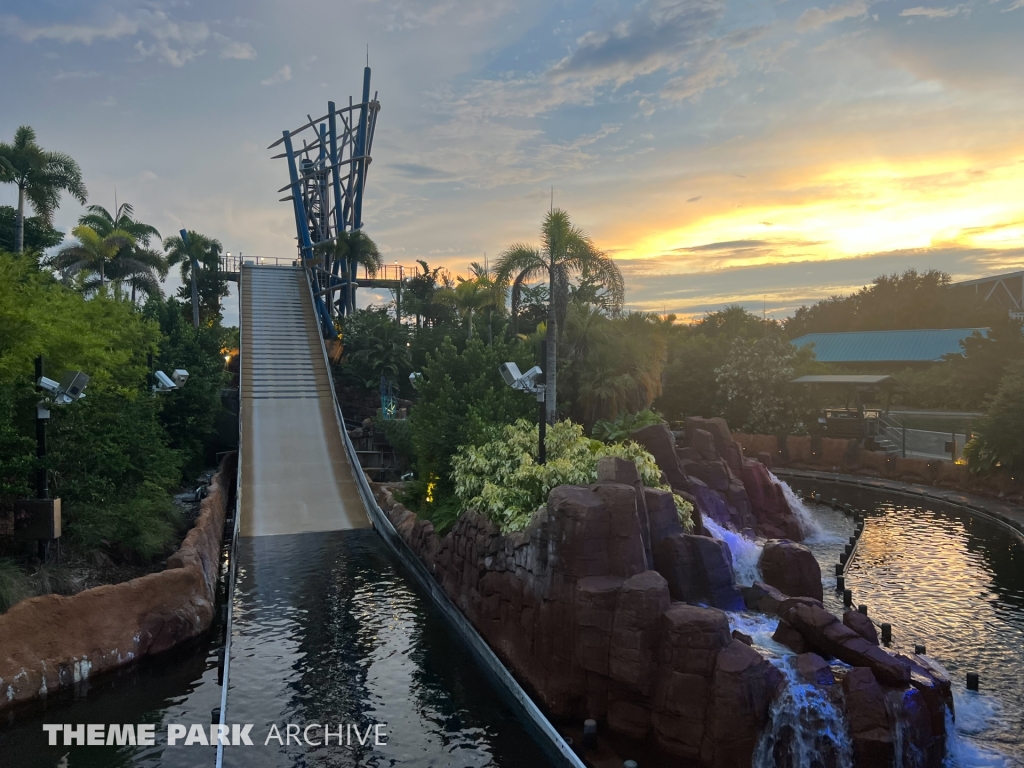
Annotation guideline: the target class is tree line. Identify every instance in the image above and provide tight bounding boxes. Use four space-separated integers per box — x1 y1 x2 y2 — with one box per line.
1 126 235 610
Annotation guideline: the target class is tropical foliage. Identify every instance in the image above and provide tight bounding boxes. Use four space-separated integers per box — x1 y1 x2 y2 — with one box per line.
451 419 693 534
592 409 665 443
715 336 818 435
0 126 87 253
963 359 1024 472
0 247 232 572
314 229 382 313
0 206 64 254
339 307 412 389
163 230 229 323
495 209 624 421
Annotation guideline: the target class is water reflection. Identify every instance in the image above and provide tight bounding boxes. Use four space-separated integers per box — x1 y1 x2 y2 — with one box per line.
222 529 549 767
798 488 1024 764
0 529 550 768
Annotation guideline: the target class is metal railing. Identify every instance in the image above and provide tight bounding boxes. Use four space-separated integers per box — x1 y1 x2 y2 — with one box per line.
363 264 413 281
221 254 299 272
876 414 968 460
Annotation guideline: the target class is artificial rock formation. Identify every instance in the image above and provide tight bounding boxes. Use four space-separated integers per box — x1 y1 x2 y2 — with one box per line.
629 419 803 541
378 461 780 768
758 539 824 601
376 442 953 768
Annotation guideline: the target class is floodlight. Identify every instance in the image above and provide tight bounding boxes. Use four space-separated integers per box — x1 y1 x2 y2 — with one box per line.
154 370 177 392
59 371 90 401
500 362 523 387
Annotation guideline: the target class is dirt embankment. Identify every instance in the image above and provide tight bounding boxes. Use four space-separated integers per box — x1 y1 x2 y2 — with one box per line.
0 454 234 712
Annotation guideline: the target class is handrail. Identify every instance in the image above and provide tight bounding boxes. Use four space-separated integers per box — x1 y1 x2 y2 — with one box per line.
215 268 247 768
305 271 586 768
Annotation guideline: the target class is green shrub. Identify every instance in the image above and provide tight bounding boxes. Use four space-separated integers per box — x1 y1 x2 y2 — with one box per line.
0 558 30 613
67 482 181 562
592 409 664 442
965 359 1024 472
376 414 414 461
143 296 230 480
408 336 536 504
451 419 693 534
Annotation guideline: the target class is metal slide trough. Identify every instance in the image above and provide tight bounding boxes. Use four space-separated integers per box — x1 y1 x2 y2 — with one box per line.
216 262 583 768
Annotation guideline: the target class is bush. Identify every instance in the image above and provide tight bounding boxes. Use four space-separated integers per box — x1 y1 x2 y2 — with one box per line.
965 359 1024 472
144 296 230 480
592 409 664 442
408 336 537 505
67 482 181 562
48 390 182 508
451 419 693 534
0 558 31 613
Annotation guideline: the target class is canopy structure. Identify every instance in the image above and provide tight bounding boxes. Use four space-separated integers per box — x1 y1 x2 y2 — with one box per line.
790 329 987 363
790 375 910 441
790 374 910 391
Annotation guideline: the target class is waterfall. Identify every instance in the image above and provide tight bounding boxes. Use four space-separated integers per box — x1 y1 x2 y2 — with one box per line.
752 657 854 768
770 471 824 539
703 515 764 586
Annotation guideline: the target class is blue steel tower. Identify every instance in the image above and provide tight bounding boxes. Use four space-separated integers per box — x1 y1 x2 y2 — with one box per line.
269 67 380 337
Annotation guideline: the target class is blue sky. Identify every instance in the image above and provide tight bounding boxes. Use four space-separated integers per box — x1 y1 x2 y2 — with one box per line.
2 0 1023 326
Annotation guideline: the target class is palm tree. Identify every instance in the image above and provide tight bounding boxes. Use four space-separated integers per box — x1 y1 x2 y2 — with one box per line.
405 259 455 328
77 203 165 303
163 230 226 323
468 261 507 345
48 225 135 297
79 202 160 246
103 247 167 303
495 208 624 422
314 229 382 314
0 126 87 253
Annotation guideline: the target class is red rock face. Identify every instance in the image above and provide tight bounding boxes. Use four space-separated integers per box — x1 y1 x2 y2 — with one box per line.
0 455 234 712
759 539 824 602
381 481 781 768
844 666 895 766
844 609 880 646
376 471 951 768
631 418 805 541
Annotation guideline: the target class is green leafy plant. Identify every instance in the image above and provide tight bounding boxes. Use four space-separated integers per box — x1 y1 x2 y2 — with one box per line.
592 409 665 443
67 482 181 562
451 418 693 534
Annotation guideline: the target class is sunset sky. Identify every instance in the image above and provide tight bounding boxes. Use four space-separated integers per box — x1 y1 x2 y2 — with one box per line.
2 0 1023 325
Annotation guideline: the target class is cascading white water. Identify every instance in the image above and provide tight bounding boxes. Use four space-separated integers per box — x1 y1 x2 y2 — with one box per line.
752 657 854 768
703 515 764 586
770 471 825 540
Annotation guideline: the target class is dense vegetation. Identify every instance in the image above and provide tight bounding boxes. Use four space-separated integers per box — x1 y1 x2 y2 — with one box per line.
0 126 233 611
452 419 692 534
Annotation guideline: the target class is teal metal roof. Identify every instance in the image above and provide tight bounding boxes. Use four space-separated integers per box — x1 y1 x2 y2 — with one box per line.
790 328 988 363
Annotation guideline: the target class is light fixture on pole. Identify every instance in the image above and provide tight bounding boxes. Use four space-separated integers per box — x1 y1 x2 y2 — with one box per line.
499 361 547 465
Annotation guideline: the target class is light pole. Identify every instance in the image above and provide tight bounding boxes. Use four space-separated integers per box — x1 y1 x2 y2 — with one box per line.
31 356 90 562
499 361 547 465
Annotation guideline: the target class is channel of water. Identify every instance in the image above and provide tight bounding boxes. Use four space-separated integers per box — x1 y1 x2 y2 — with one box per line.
0 529 550 767
2 480 1022 767
716 480 1024 768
